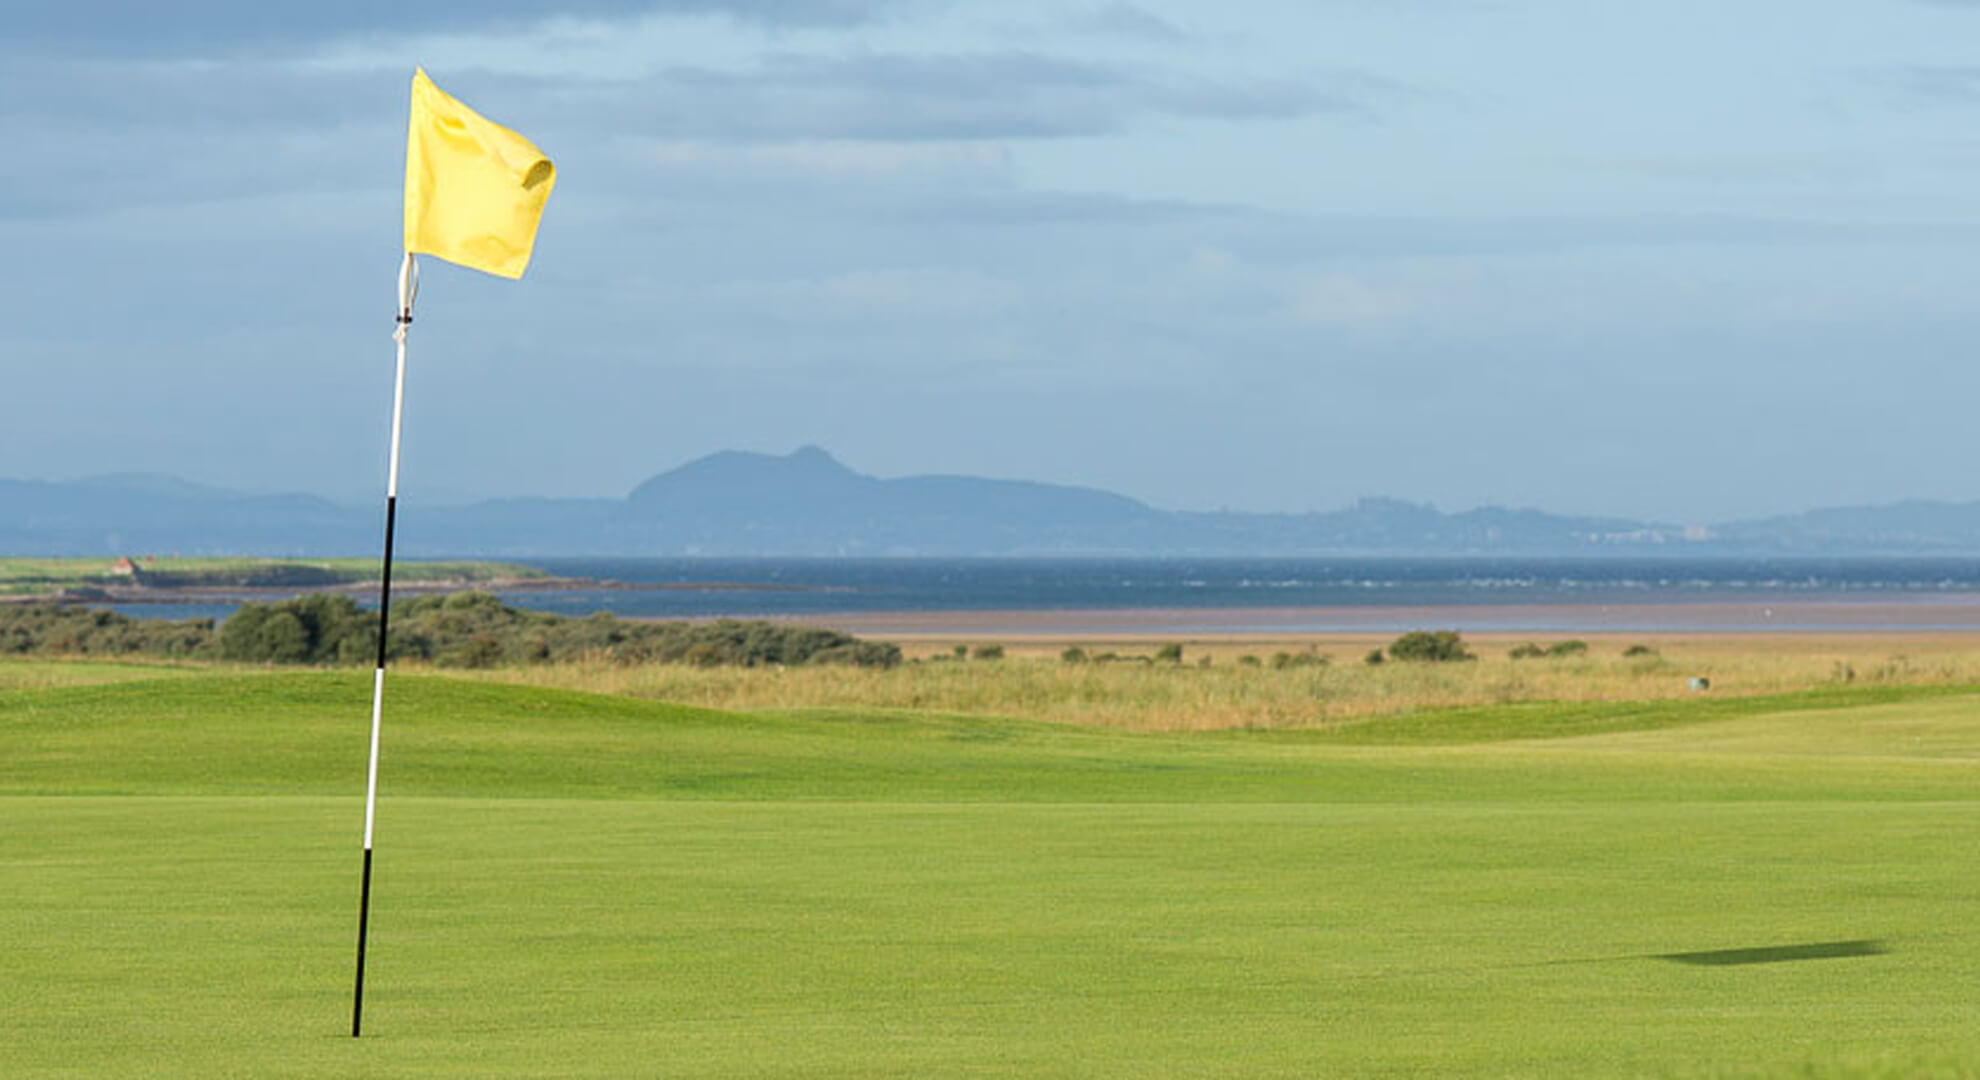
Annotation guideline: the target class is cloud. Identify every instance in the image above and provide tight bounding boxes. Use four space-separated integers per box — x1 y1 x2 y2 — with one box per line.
1 49 1306 223
0 60 398 218
566 51 1394 144
1284 274 1413 330
0 59 391 130
629 137 1012 179
2 0 1408 221
707 266 1023 322
1868 64 1980 106
1071 4 1190 43
7 1 902 58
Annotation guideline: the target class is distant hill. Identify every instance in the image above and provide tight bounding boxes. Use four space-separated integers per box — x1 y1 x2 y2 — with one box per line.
0 475 369 556
1710 500 1980 552
619 446 1160 554
7 449 1980 556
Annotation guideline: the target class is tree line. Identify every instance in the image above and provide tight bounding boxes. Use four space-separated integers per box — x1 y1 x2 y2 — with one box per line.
0 591 902 669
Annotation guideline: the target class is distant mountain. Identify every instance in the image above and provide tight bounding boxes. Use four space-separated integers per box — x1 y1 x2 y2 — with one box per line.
1711 499 1980 552
0 475 370 556
619 446 1160 553
7 449 1980 557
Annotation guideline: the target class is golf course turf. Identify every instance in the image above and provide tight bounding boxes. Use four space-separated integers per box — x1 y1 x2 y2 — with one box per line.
4 666 1978 1077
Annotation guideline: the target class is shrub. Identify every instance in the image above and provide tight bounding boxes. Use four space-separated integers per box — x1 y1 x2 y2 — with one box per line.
3 592 903 670
971 644 1005 661
438 634 504 669
1364 649 1385 666
1386 630 1472 662
1623 644 1659 658
1508 642 1546 660
1154 642 1184 664
255 612 312 664
221 595 375 664
1061 646 1089 664
0 603 215 658
807 641 904 668
1237 654 1261 667
1546 640 1589 658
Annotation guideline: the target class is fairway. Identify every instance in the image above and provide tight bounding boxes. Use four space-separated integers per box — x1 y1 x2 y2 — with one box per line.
4 668 1979 1078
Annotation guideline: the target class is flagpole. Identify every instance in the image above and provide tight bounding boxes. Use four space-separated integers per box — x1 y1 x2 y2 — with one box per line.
353 251 418 1038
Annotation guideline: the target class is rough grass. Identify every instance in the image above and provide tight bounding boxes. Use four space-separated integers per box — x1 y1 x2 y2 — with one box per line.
455 636 1980 732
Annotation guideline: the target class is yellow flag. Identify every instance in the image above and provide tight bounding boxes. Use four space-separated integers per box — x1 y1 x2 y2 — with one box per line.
403 69 555 279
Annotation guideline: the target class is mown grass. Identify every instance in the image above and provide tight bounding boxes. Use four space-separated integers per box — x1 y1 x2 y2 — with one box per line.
5 669 1976 803
0 656 204 692
4 665 1980 1077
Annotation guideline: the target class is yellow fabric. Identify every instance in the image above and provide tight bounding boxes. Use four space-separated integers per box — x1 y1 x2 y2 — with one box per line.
403 69 555 279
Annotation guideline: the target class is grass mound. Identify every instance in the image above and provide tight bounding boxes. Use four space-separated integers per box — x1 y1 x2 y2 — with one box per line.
6 670 1978 804
1305 682 1979 745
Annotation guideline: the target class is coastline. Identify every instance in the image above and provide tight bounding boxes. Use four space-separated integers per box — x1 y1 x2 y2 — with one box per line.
770 596 1980 638
18 565 1980 641
0 575 824 607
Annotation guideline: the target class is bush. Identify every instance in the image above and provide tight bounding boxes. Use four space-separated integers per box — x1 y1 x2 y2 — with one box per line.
1623 644 1659 658
1154 642 1183 664
1237 654 1261 667
1386 631 1472 662
1364 649 1385 666
1546 640 1589 658
221 595 375 664
1270 650 1326 670
806 641 904 668
0 603 215 658
1508 642 1546 660
2 592 903 670
437 634 504 669
1061 646 1089 664
971 644 1005 661
255 612 311 664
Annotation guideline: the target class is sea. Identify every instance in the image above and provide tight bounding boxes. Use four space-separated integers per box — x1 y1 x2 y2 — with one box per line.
106 556 1980 633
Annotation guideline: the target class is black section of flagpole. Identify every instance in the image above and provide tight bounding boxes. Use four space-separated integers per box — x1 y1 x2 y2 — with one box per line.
352 846 375 1036
353 290 410 1038
374 495 399 670
352 490 398 1039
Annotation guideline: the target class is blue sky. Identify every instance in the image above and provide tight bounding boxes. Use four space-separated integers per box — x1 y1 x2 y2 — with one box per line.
6 0 1980 523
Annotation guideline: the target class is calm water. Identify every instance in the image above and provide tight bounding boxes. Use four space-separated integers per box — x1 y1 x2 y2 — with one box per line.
108 556 1980 631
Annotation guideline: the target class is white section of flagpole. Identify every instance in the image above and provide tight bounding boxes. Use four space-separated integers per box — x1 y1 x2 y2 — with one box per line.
354 252 417 1038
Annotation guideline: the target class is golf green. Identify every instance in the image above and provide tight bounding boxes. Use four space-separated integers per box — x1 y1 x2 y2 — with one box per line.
3 669 1977 1078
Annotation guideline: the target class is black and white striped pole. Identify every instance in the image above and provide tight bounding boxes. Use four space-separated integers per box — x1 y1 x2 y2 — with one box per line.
353 251 418 1038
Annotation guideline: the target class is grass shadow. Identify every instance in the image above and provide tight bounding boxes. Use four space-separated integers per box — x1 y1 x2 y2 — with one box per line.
1659 939 1887 966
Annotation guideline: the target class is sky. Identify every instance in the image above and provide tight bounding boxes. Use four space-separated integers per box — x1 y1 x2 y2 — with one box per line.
6 1 1980 524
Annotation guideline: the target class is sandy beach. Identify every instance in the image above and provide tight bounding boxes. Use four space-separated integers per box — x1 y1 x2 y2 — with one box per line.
788 597 1980 640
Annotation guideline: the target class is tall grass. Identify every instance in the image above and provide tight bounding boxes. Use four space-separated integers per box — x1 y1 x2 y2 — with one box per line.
18 634 1980 732
459 638 1980 732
